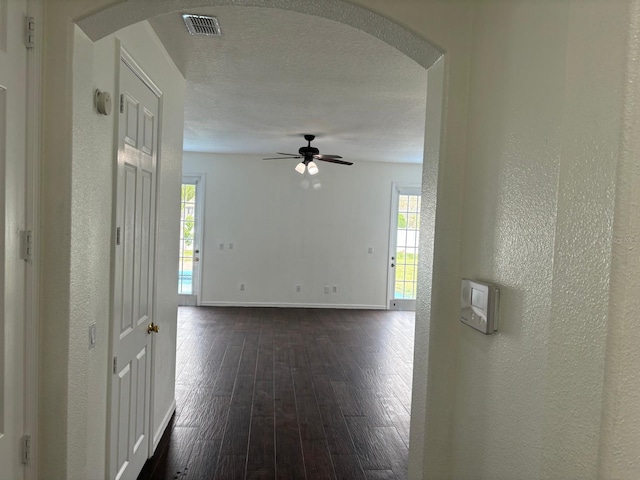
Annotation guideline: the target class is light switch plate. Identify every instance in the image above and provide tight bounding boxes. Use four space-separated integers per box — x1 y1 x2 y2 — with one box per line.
89 323 97 349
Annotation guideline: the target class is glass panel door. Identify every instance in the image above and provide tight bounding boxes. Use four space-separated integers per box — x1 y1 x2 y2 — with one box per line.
178 176 202 305
389 186 421 310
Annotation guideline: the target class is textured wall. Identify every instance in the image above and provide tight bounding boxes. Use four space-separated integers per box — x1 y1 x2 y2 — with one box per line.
41 8 185 477
451 2 567 477
184 153 423 308
70 27 109 478
454 1 632 479
542 1 628 477
599 3 640 477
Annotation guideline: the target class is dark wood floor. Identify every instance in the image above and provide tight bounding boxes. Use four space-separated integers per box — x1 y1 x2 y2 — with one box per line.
139 306 415 480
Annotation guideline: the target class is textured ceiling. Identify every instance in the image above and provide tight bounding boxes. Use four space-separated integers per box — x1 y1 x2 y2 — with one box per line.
149 6 428 164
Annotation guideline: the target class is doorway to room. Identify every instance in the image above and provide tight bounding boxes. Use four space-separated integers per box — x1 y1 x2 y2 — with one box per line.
73 3 446 479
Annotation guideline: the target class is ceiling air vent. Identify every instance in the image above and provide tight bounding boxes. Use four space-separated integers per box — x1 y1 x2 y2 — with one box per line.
182 14 222 36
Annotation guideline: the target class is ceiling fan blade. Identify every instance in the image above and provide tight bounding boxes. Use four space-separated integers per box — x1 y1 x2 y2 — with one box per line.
263 156 301 160
277 152 300 156
314 154 343 160
315 157 353 166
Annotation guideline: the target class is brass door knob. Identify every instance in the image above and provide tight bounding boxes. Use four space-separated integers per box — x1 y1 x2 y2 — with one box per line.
147 322 160 334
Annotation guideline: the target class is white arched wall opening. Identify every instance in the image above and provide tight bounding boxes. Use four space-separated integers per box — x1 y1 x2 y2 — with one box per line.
41 1 472 479
77 3 443 475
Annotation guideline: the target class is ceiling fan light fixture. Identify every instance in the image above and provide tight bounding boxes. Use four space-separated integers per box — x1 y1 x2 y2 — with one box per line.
307 161 319 175
294 162 306 174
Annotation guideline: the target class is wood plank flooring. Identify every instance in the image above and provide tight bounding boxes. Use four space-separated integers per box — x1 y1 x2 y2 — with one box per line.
139 307 415 480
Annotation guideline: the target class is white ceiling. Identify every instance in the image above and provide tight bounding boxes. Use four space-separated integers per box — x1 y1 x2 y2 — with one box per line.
149 6 428 164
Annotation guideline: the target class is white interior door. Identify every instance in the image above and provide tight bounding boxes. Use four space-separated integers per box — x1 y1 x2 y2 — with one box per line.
0 0 29 478
388 185 421 311
109 52 160 480
178 175 203 306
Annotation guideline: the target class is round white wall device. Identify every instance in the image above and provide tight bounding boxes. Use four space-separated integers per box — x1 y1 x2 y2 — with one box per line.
94 89 112 116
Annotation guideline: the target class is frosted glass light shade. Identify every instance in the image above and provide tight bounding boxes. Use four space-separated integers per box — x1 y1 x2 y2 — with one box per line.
307 161 319 175
294 162 306 174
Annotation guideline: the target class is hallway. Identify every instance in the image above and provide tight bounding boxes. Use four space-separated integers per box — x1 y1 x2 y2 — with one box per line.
139 307 415 479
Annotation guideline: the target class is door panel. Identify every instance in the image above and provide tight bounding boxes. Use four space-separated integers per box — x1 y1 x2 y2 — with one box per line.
110 55 160 480
121 165 137 335
116 364 131 472
139 171 152 317
134 347 148 448
0 0 28 477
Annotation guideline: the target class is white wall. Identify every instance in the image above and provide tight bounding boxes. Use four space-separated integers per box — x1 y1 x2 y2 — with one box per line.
599 3 640 478
451 2 566 477
451 1 631 479
184 153 422 308
41 12 184 477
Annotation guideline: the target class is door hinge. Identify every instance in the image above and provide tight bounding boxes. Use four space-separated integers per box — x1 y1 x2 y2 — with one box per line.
113 356 117 374
25 16 35 49
116 227 121 245
20 230 33 262
120 94 124 114
22 435 31 464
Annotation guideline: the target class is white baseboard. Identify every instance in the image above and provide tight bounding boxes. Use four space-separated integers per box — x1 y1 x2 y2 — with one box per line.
198 301 386 310
152 398 176 452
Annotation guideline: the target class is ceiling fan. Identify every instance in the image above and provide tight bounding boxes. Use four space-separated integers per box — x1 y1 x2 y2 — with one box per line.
263 134 353 175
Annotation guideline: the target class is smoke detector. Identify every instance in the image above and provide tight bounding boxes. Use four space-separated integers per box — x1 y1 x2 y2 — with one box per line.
182 14 222 36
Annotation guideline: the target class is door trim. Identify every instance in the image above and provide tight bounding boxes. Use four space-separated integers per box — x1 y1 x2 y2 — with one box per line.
387 183 421 310
25 1 43 478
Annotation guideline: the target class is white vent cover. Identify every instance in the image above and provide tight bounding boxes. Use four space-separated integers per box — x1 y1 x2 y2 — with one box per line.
182 14 222 36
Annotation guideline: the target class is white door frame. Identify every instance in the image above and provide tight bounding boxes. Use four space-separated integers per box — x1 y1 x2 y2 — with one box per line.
25 0 42 478
178 173 205 307
387 183 421 310
107 45 163 478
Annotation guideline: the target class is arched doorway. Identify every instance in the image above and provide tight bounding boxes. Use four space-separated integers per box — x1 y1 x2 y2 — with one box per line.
40 2 448 478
